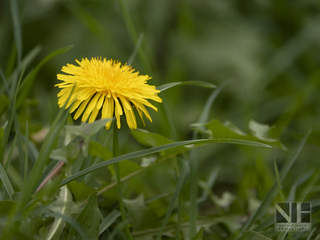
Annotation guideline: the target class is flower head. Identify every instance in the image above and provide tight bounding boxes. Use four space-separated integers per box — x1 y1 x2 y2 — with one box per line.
55 57 162 129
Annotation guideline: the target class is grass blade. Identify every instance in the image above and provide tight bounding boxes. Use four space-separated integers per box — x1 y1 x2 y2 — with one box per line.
4 136 17 171
0 163 14 200
189 80 231 235
99 210 121 235
197 80 233 125
116 0 178 140
127 32 144 66
287 171 313 202
155 161 190 240
189 147 198 237
9 0 22 63
157 81 216 92
13 65 26 176
24 121 29 181
61 138 270 187
274 160 286 202
16 45 73 108
236 129 311 238
307 228 316 240
16 87 75 212
1 46 42 97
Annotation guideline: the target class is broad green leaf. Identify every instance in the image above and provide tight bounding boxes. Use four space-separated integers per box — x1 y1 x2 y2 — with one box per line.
108 160 142 179
68 192 100 240
131 129 173 147
0 163 14 200
61 138 270 186
0 95 10 117
123 194 158 231
131 129 187 157
65 118 112 140
68 180 95 202
157 81 216 92
84 140 113 161
0 201 17 216
191 227 205 240
44 212 89 240
99 210 121 235
242 231 272 240
249 120 281 142
40 186 78 240
205 120 285 149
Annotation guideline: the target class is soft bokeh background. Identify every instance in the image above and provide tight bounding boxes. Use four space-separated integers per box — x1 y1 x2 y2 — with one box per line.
1 0 320 238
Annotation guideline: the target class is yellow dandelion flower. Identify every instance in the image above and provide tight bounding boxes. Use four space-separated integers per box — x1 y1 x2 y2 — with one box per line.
55 57 162 129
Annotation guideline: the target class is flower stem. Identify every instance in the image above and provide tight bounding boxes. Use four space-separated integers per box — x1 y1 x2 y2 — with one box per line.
113 123 133 240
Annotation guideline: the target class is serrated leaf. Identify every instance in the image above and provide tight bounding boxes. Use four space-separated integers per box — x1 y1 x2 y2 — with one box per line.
68 192 100 240
123 194 158 231
40 186 78 240
242 231 272 240
249 120 279 142
49 141 80 163
157 81 216 92
131 129 173 147
205 120 285 149
65 118 112 140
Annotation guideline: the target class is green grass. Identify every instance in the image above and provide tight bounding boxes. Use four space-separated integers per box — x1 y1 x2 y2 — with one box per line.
1 0 320 239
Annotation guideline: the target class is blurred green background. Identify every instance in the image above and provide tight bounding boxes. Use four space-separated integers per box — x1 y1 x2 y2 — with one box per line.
1 0 320 238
